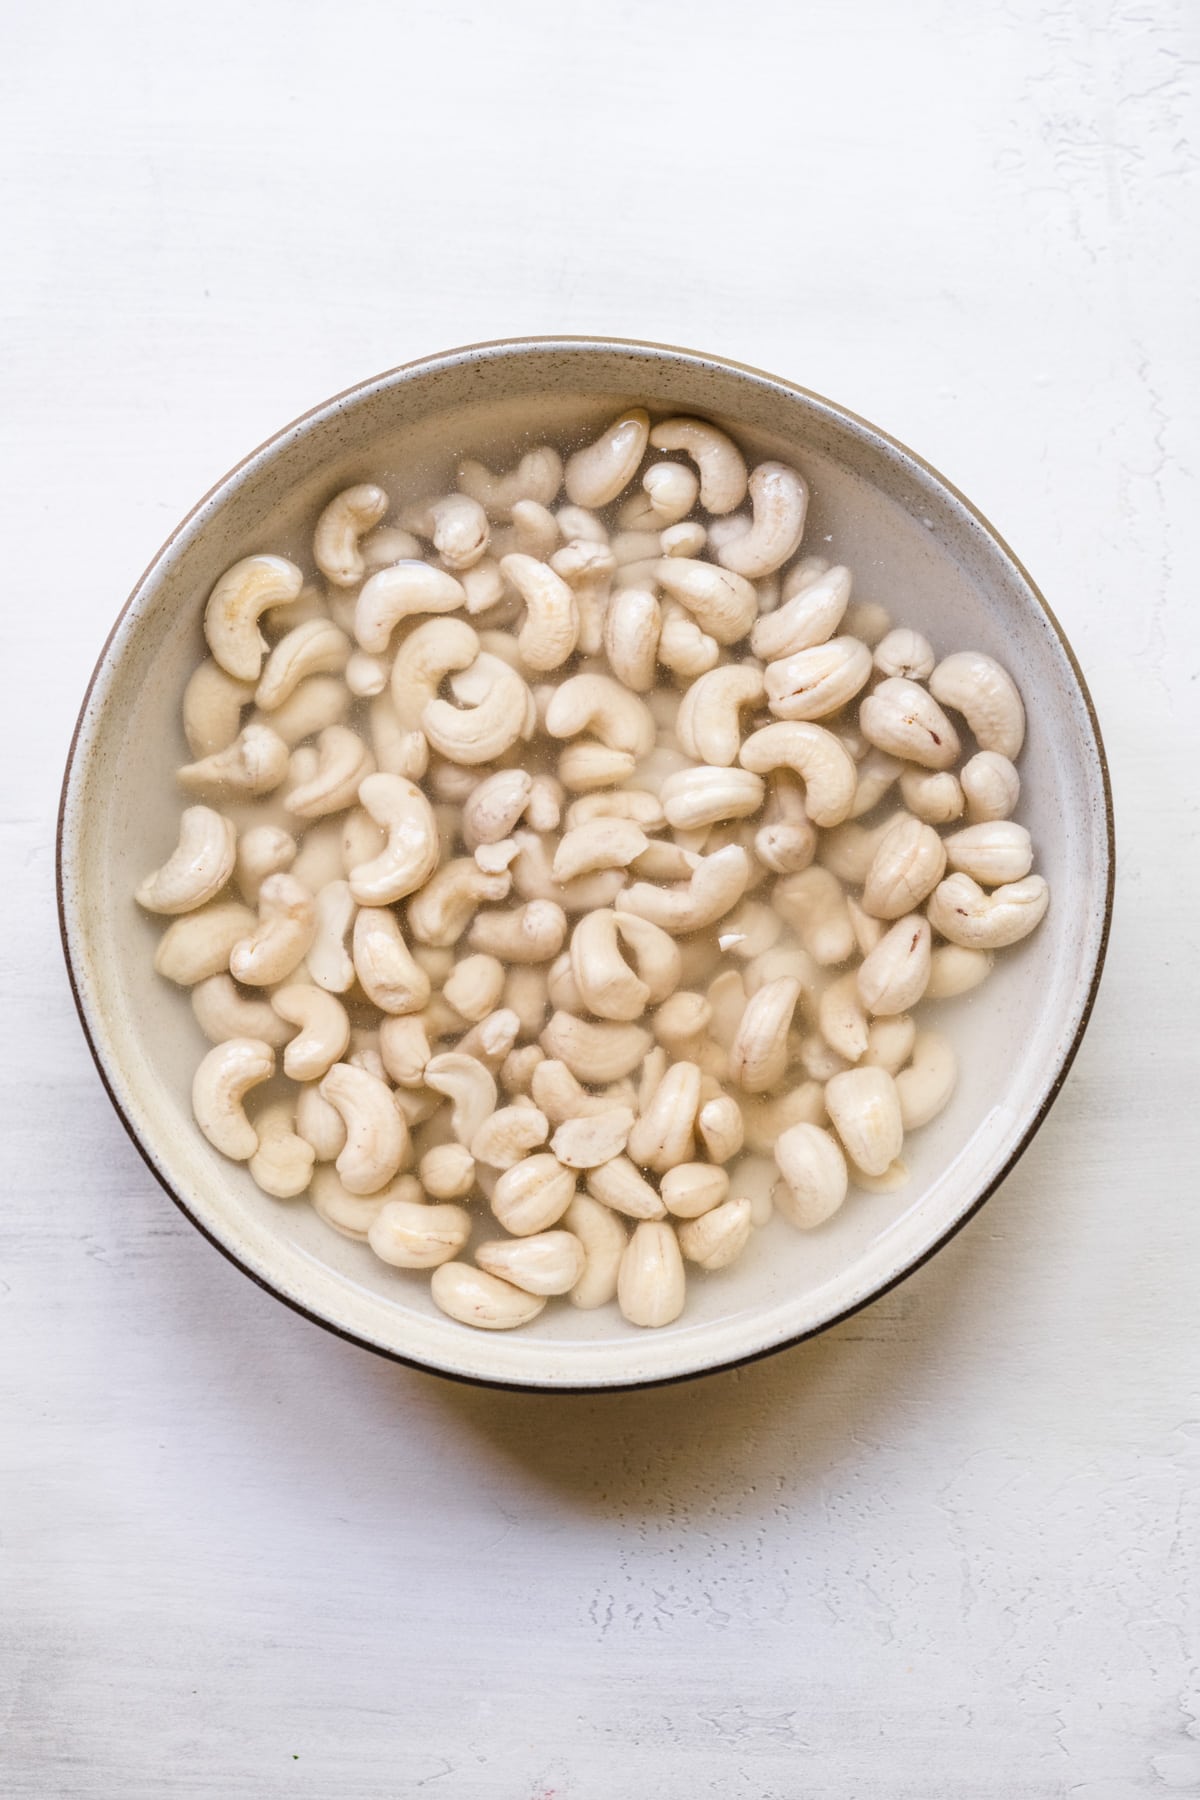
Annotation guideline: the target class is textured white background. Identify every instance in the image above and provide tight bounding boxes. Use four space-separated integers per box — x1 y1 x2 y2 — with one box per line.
3 2 1197 1795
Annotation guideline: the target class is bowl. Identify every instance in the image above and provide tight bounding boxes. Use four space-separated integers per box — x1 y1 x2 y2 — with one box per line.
58 336 1113 1390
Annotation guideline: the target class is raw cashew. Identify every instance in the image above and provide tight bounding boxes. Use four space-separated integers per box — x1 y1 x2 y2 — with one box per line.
403 493 490 571
545 672 656 758
873 627 935 681
925 873 1050 949
739 722 857 827
442 953 505 1024
604 586 661 692
773 865 855 965
586 1156 666 1221
741 1081 826 1155
273 984 351 1081
616 844 751 934
627 1059 701 1172
896 1031 958 1128
565 1193 627 1308
178 722 290 796
183 660 254 758
754 774 816 875
431 1262 546 1329
229 873 315 986
154 901 256 986
653 558 757 645
424 1051 498 1149
661 1163 729 1219
419 1142 476 1200
531 1060 636 1125
569 909 682 1023
929 650 1025 759
462 769 534 848
648 417 747 514
857 915 932 1015
550 1109 636 1170
657 601 720 678
234 823 296 906
360 525 424 569
295 1084 348 1162
407 859 510 947
346 772 440 904
256 619 350 710
553 818 649 883
368 1200 471 1270
379 1014 432 1088
860 677 961 770
677 1198 753 1270
455 1008 521 1069
676 665 765 767
191 973 290 1047
819 810 911 885
862 1014 917 1076
716 462 808 579
825 1066 904 1177
774 1122 848 1228
944 821 1033 886
476 1230 586 1297
457 446 563 520
550 539 615 655
468 899 566 963
471 1105 550 1170
565 788 664 831
500 554 579 671
204 555 304 681
961 751 1021 823
137 806 236 914
862 816 948 920
899 767 964 825
389 617 479 730
926 943 993 999
490 1153 576 1236
564 407 649 508
307 878 356 993
764 637 873 723
618 461 700 529
284 726 373 820
558 741 638 791
191 1037 275 1159
310 1167 414 1239
353 907 431 1014
314 484 389 586
750 564 851 662
320 1061 408 1195
247 1099 316 1198
424 655 533 767
618 1221 686 1328
660 766 765 830
818 971 870 1063
540 1012 651 1083
355 562 466 654
729 976 802 1093
505 499 560 561
697 1094 744 1163
262 676 351 747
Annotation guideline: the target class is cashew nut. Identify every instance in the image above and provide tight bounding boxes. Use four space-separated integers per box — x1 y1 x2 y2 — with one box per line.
234 823 296 906
618 460 700 529
539 1012 652 1084
295 1084 348 1162
314 484 389 586
739 722 857 828
261 675 351 748
550 1108 636 1170
178 722 290 797
430 1262 546 1329
183 659 254 758
273 983 351 1081
498 554 579 671
860 676 961 770
192 1037 275 1159
774 1122 848 1229
204 554 304 681
461 769 533 849
825 1066 904 1177
418 1142 477 1200
929 650 1026 759
422 654 534 765
247 1099 316 1198
961 750 1021 823
475 1230 586 1298
544 672 656 758
943 821 1033 886
603 585 661 693
899 767 965 825
378 1014 432 1089
861 1014 917 1076
407 859 510 947
648 417 747 514
550 538 615 656
564 1193 627 1308
862 815 948 920
763 635 874 722
741 1081 826 1155
659 766 764 831
402 493 490 571
857 915 932 1016
626 1059 701 1172
368 1199 471 1270
925 943 993 999
319 1061 408 1195
353 907 431 1014
303 877 355 993
255 619 350 710
564 407 649 507
652 557 757 645
457 446 563 520
656 601 720 678
874 627 935 681
770 865 853 966
137 806 236 914
748 564 850 664
310 1166 415 1239
552 818 649 884
229 873 315 986
715 462 808 579
468 899 567 964
345 772 440 905
617 1221 685 1328
675 665 765 767
895 1031 958 1129
677 1198 753 1271
470 1104 550 1171
189 973 288 1048
154 900 256 986
818 971 869 1063
729 976 802 1093
567 908 681 1022
284 726 374 820
355 562 466 654
925 873 1050 949
489 1153 576 1237
615 843 751 936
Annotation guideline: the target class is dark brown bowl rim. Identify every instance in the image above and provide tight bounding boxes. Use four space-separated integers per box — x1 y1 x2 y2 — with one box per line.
56 333 1116 1394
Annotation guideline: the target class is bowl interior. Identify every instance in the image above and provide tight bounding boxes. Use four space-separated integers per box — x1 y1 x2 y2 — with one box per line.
60 340 1111 1388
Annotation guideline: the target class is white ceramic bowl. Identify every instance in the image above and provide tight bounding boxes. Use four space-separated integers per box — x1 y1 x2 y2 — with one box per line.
58 337 1113 1390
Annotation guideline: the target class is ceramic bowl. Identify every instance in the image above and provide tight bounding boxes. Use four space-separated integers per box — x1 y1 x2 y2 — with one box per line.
58 337 1113 1390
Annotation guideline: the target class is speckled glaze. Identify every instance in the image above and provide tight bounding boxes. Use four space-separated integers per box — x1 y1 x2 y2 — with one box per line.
57 337 1113 1391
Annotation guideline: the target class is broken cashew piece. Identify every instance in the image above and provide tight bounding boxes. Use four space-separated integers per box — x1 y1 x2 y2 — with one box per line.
431 1262 546 1329
192 1037 275 1160
369 1200 471 1270
617 1221 686 1328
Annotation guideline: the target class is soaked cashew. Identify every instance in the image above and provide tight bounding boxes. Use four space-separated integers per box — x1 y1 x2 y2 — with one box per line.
729 977 803 1093
565 407 649 508
423 655 532 766
137 806 236 914
874 628 935 681
248 1099 316 1199
307 878 356 993
234 823 296 906
192 1037 275 1159
154 901 256 986
676 665 765 767
320 1061 409 1195
403 493 490 571
739 722 857 827
347 772 440 905
899 767 964 825
550 1109 636 1170
204 555 304 681
627 1060 702 1172
564 1194 627 1309
648 417 747 514
191 973 290 1047
229 873 315 986
825 1066 904 1177
773 865 855 965
179 722 290 797
183 660 254 758
457 446 563 520
500 554 579 671
943 821 1033 886
431 1262 546 1329
657 601 720 678
862 816 948 920
369 1200 471 1270
419 1142 476 1200
896 1031 958 1129
653 557 757 644
618 1221 686 1328
678 1198 753 1270
818 971 870 1063
929 650 1026 759
860 677 961 770
961 750 1020 823
256 619 350 710
774 1122 848 1229
616 843 751 934
273 984 351 1081
618 461 700 529
314 484 389 586
540 1012 651 1083
926 873 1050 949
715 462 808 580
697 1093 745 1163
353 907 431 1014
408 860 511 947
468 899 567 963
660 766 765 830
476 1231 586 1297
750 564 852 662
489 1154 576 1236
545 672 656 758
926 943 993 999
284 726 373 820
355 562 466 654
856 915 932 1015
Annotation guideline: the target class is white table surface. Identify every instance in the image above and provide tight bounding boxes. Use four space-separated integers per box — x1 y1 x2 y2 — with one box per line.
4 3 1197 1795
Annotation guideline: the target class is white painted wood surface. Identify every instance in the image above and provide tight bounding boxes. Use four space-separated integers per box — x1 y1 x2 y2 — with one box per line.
3 2 1197 1793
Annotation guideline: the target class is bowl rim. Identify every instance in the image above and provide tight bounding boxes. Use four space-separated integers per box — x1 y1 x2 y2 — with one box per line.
56 333 1115 1393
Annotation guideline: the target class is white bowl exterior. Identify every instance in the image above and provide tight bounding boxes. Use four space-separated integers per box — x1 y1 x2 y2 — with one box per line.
59 340 1112 1389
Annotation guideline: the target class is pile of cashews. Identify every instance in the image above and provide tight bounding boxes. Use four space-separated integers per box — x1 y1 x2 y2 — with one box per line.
138 405 1049 1333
